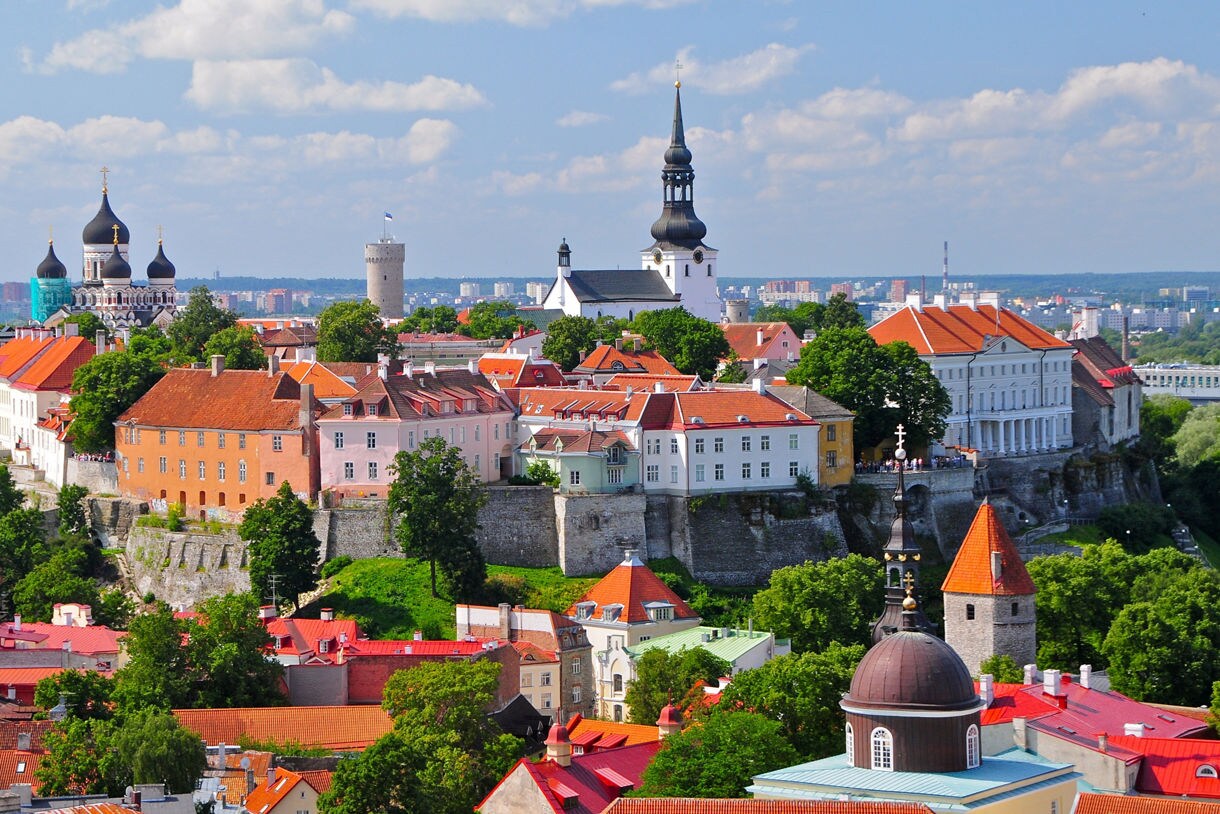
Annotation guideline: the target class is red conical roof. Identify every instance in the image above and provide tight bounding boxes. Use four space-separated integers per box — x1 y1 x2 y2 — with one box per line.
941 501 1037 596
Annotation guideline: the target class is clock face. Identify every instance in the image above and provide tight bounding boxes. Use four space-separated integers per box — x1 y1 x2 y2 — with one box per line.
693 249 704 264
653 249 663 266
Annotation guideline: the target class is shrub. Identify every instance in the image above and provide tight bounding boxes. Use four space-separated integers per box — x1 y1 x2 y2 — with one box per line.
166 503 185 532
525 461 560 488
482 572 527 606
321 555 353 579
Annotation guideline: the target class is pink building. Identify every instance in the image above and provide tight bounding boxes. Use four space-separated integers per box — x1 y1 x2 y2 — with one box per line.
317 365 516 498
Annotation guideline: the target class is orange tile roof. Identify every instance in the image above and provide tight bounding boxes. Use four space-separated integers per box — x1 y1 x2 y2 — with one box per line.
173 706 392 751
479 354 568 388
245 767 309 814
0 748 41 788
511 387 650 423
119 369 315 432
525 428 635 454
0 335 54 381
719 322 800 361
603 374 701 392
0 667 64 686
576 345 680 376
565 714 659 747
13 336 95 392
513 640 558 663
941 500 1037 596
603 801 936 814
283 361 358 400
669 390 814 429
868 304 1070 355
42 804 139 814
566 554 697 624
1073 793 1220 814
297 769 334 795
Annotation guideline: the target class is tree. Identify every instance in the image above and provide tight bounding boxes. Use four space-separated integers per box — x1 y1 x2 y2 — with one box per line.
1171 402 1220 468
1139 394 1193 464
979 654 1024 683
37 717 122 795
185 593 284 709
541 315 599 370
460 301 533 340
69 341 167 452
64 312 108 343
167 286 238 364
202 325 266 370
400 305 459 335
786 327 949 451
0 507 49 595
111 708 207 792
57 484 89 540
718 643 864 758
819 292 866 331
625 647 731 725
113 606 192 710
35 670 116 721
94 587 136 630
1097 503 1175 553
387 436 487 599
632 307 731 380
637 710 799 798
752 555 884 654
0 464 25 516
239 481 321 610
13 548 98 622
317 300 397 363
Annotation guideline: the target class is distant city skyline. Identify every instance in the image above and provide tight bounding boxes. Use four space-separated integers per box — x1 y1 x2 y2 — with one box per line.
6 2 1220 283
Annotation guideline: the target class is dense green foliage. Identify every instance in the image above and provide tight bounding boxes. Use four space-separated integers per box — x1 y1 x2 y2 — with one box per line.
202 325 266 370
398 305 458 334
754 292 865 337
458 301 535 339
785 326 950 451
64 312 108 342
1132 318 1220 364
69 327 169 452
239 481 321 609
316 300 398 363
541 315 629 370
631 307 731 380
625 648 731 724
979 654 1024 683
637 711 799 798
168 286 239 364
751 554 884 654
388 436 487 600
1096 503 1176 553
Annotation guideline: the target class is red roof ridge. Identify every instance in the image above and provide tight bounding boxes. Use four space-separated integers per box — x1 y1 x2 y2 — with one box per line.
942 501 1036 596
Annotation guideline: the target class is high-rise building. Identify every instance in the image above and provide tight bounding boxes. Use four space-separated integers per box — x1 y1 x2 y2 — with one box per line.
365 238 405 319
493 282 514 298
459 282 481 299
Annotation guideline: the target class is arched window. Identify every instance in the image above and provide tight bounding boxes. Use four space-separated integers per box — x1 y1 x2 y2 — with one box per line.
1197 764 1218 779
845 723 854 767
966 724 980 769
870 727 893 771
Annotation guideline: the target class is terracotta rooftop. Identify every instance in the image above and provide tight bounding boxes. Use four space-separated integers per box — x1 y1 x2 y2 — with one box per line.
575 345 680 376
481 741 660 814
12 336 95 392
283 360 358 400
478 353 568 388
719 322 800 361
0 748 41 789
602 800 936 814
1110 735 1220 800
41 804 139 814
1074 792 1220 814
298 769 334 795
603 374 702 392
566 553 697 625
173 706 392 750
118 369 316 432
668 390 815 430
941 500 1037 596
319 368 511 422
869 304 1070 355
0 335 54 382
510 387 649 424
565 714 660 747
0 622 124 657
244 767 310 814
524 428 635 455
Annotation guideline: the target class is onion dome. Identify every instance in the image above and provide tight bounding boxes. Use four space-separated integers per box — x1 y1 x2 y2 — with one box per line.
82 189 130 246
648 83 708 249
845 617 977 713
146 240 176 279
100 244 131 281
36 242 67 279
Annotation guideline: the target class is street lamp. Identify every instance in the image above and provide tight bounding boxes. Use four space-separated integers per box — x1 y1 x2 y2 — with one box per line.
1126 529 1132 548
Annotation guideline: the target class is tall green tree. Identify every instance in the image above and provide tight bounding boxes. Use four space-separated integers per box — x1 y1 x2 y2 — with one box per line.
317 300 397 363
239 481 321 610
387 436 487 599
625 647 731 725
460 301 533 339
718 643 864 758
542 315 599 370
111 709 208 792
0 507 49 593
819 292 866 331
1170 402 1220 468
0 464 25 516
637 710 799 798
752 554 884 654
69 339 167 452
64 312 108 343
13 547 98 622
185 593 284 709
113 606 193 710
400 305 459 335
1139 394 1193 464
35 670 116 721
57 483 89 539
202 325 267 370
37 717 122 795
167 286 238 364
632 307 730 380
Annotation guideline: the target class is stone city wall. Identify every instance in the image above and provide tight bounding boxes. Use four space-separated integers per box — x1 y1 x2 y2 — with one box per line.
125 526 251 608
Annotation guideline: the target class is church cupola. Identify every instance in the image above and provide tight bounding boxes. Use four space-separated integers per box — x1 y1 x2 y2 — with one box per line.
36 240 67 279
82 174 129 247
146 237 177 285
100 241 131 286
557 238 571 275
648 82 708 250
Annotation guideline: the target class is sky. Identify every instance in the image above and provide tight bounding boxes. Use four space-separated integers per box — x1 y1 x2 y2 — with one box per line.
6 2 1220 284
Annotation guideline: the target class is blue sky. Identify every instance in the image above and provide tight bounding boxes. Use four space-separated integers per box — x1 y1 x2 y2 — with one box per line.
6 1 1220 284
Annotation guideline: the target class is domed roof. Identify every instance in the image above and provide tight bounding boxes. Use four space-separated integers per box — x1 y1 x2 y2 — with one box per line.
648 85 708 250
83 190 130 246
36 242 67 279
544 722 570 745
100 245 131 281
146 241 176 279
844 626 978 713
657 703 683 728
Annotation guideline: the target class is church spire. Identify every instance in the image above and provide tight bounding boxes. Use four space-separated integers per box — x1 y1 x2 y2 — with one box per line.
649 81 707 250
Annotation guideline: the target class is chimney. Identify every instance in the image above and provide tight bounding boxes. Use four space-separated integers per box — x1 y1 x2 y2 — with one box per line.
614 339 623 351
1013 716 1028 750
467 359 477 374
211 354 225 377
545 723 572 767
1080 664 1092 689
1023 663 1037 685
16 733 30 752
405 361 414 378
95 329 106 355
377 362 388 381
978 674 995 706
1097 732 1108 753
6 686 14 701
1124 723 1146 738
320 608 334 622
12 785 31 808
752 378 765 395
756 328 765 347
132 790 142 812
424 361 436 376
753 357 765 370
64 321 79 338
1121 315 1130 362
299 382 315 447
268 354 280 376
413 630 423 641
1043 668 1062 697
498 603 511 639
654 382 664 393
578 350 587 363
245 769 256 796
268 767 277 786
991 551 1003 582
258 605 278 621
13 615 20 632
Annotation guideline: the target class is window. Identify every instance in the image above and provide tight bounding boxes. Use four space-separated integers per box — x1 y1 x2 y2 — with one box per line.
742 463 751 479
238 461 247 482
789 433 799 450
541 672 552 686
966 604 975 620
159 430 166 445
607 446 623 465
217 433 225 449
178 460 186 479
761 461 771 479
1012 601 1020 617
198 461 206 480
569 471 581 486
670 465 678 483
695 464 705 482
871 728 893 771
475 425 481 442
845 723 854 767
742 436 751 452
572 659 582 675
273 435 283 452
368 403 378 417
572 686 582 703
218 462 226 482
760 435 770 451
714 437 724 453
344 462 354 480
521 673 532 687
159 456 167 474
613 674 623 693
137 457 144 473
266 472 275 486
408 431 416 449
368 462 379 480
789 461 799 477
494 423 500 440
334 431 344 450
1197 765 1219 779
714 463 724 481
608 468 623 485
238 433 247 449
646 438 660 454
826 425 837 441
197 432 205 447
694 438 705 454
343 403 352 416
670 438 679 454
541 693 552 709
646 465 659 482
178 431 186 446
367 432 376 449
826 451 838 468
966 724 980 769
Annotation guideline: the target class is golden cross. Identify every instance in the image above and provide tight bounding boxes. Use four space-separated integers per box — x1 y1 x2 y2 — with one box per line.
112 224 120 245
894 423 906 452
902 570 916 592
100 166 109 193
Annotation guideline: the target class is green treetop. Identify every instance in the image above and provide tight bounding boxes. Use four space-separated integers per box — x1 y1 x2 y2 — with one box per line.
167 285 238 364
317 300 399 363
239 481 321 611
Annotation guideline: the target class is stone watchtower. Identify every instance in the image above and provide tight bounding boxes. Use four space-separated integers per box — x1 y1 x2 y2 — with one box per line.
941 499 1038 676
365 237 405 320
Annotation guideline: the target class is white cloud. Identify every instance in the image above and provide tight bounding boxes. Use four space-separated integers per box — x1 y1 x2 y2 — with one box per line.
491 170 545 195
353 0 696 25
400 118 461 163
557 111 609 128
35 0 355 74
185 59 486 114
611 43 812 95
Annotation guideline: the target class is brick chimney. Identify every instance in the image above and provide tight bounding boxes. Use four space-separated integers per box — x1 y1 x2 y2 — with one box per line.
268 354 280 376
211 354 225 377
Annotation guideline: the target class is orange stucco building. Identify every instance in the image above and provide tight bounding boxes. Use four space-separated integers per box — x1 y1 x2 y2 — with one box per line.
114 358 320 519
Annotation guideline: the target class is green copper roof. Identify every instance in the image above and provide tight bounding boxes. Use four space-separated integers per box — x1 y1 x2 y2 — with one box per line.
625 625 776 665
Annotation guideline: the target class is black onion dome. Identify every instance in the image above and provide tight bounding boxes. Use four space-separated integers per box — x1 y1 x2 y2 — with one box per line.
36 243 67 279
82 191 130 245
100 244 131 280
649 85 708 249
146 242 176 279
663 87 693 166
558 239 570 253
845 628 978 712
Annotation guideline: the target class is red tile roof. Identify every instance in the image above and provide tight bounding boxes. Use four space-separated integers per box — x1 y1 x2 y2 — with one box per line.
602 801 936 814
283 361 358 400
13 336 95 392
510 388 650 423
119 369 315 432
513 640 558 664
524 428 635 454
245 767 311 814
0 622 124 657
0 335 54 381
719 323 801 361
667 390 814 430
565 715 660 748
566 554 697 624
576 345 680 376
1110 736 1220 799
42 804 139 814
0 748 41 788
340 638 502 657
868 304 1070 355
603 374 701 392
1074 792 1220 814
298 769 334 795
977 682 1057 726
482 742 660 814
266 617 361 663
0 719 54 750
0 667 64 686
319 368 510 422
479 354 568 388
173 706 393 750
941 501 1036 596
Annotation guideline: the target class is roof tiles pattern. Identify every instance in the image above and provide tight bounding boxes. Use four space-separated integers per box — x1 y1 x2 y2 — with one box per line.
719 322 799 361
565 714 660 747
602 800 936 814
283 361 358 400
869 304 1070 355
118 369 313 432
576 345 680 376
245 768 308 814
566 555 697 624
942 501 1037 596
13 336 95 392
173 706 392 750
1074 792 1220 814
670 390 814 429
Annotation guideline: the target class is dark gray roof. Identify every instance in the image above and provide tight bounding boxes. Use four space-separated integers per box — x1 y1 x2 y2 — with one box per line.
563 268 680 304
768 384 855 420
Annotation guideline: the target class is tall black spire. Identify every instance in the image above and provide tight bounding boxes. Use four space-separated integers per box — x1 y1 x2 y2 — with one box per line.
871 424 936 642
648 83 707 250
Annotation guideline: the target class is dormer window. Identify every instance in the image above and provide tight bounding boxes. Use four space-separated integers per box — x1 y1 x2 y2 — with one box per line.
343 404 352 416
368 403 378 417
319 639 330 654
1198 765 1219 779
602 604 623 623
645 602 674 622
574 601 595 620
607 446 623 465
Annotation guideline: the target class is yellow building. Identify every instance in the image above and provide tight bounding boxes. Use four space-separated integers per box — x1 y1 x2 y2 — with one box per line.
769 385 855 486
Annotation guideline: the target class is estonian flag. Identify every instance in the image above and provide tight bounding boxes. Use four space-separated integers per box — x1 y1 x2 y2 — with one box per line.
384 212 393 221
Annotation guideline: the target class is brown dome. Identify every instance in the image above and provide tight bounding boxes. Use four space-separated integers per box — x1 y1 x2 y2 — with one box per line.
845 629 978 712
